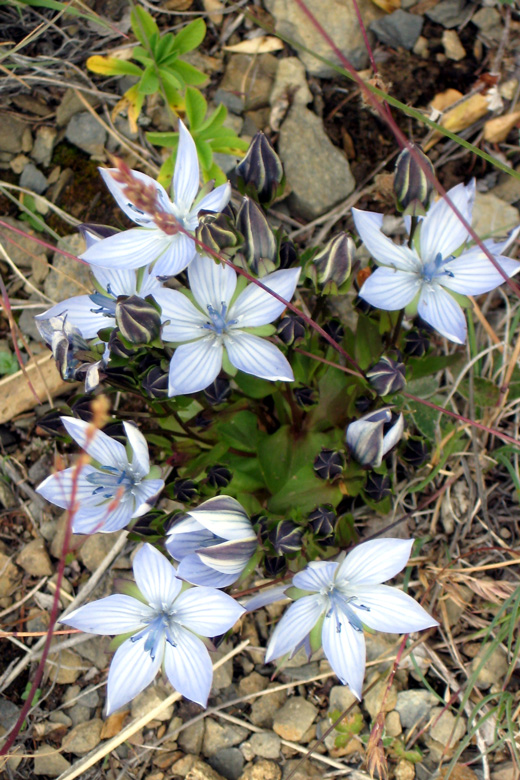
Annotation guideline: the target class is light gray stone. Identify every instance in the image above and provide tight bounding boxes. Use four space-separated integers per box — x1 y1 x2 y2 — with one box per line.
67 704 91 727
203 719 249 757
278 104 355 220
249 731 281 759
265 0 384 76
426 0 468 28
472 192 520 239
0 216 50 269
329 685 361 715
492 166 520 204
238 759 281 780
65 111 106 157
43 233 91 301
33 746 72 776
17 538 53 576
272 697 317 741
20 162 48 194
472 7 500 31
31 126 58 168
249 685 286 727
0 697 21 732
470 645 508 689
363 679 398 720
18 306 47 342
270 57 312 108
61 718 103 755
395 689 437 728
370 10 423 50
57 89 100 127
179 719 205 754
428 707 466 747
209 747 245 780
78 531 124 573
131 685 174 722
0 116 32 154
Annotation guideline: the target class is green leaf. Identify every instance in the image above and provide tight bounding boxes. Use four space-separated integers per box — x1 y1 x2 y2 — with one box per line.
147 131 178 148
268 464 342 514
224 453 266 493
215 410 266 453
185 87 207 131
195 138 213 171
86 55 143 77
131 6 159 47
408 353 463 381
233 373 275 399
457 377 500 407
159 68 184 92
0 351 18 375
138 64 159 95
354 315 383 370
173 59 208 86
198 102 227 133
172 18 206 54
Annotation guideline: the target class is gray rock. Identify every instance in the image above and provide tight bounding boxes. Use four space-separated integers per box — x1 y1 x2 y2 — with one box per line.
67 704 91 727
65 111 106 157
249 731 281 759
131 685 174 721
0 550 21 597
211 648 234 691
18 306 47 342
265 0 384 76
238 672 268 697
428 707 466 747
20 162 48 194
329 685 361 715
43 233 92 302
33 745 72 776
272 697 317 741
0 216 50 269
472 6 500 31
45 648 86 684
370 10 423 50
10 154 30 174
0 116 32 154
249 685 286 728
470 645 508 689
61 718 103 755
17 538 53 576
442 29 466 61
238 759 282 780
179 718 205 754
270 57 312 108
395 689 437 728
209 747 245 780
79 531 125 573
214 88 245 116
492 166 520 204
472 192 520 239
0 697 21 731
426 0 468 28
79 688 100 709
75 635 111 671
203 719 249 757
278 104 355 220
57 89 100 127
363 679 398 720
31 126 58 168
49 711 72 727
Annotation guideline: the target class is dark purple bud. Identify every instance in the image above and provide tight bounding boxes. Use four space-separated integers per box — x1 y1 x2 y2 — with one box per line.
108 329 135 357
196 210 240 258
308 505 336 537
142 366 169 399
206 464 232 488
268 520 303 554
253 514 270 541
366 355 406 396
71 396 95 422
279 240 298 269
364 472 391 502
173 479 198 503
355 396 372 414
36 409 66 436
402 439 429 467
277 314 306 345
78 223 119 249
115 295 161 345
313 448 345 480
404 329 430 357
312 233 354 292
294 386 316 408
264 555 286 576
236 197 277 275
204 377 231 405
236 132 284 205
322 319 344 344
394 144 435 216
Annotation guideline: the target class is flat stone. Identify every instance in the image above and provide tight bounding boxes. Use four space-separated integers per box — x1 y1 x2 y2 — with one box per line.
65 111 106 157
238 672 269 697
33 745 72 776
442 29 466 61
472 192 520 239
429 707 466 747
131 685 174 722
426 0 468 28
0 697 21 732
211 648 234 691
219 53 278 114
0 116 32 154
265 0 384 76
272 697 317 741
238 759 282 780
278 104 355 220
61 718 103 755
179 719 205 754
248 731 281 759
395 689 437 728
43 233 91 302
57 89 101 127
67 704 91 727
209 747 245 780
470 645 508 689
249 685 286 728
270 57 312 108
370 10 423 50
0 550 21 597
17 538 53 576
329 685 361 715
492 166 520 204
9 154 30 174
363 678 398 720
472 7 500 30
31 126 58 168
186 758 228 780
0 216 50 269
395 759 415 780
385 710 402 737
79 532 125 572
19 162 48 194
18 306 47 341
45 648 86 684
203 719 249 757
282 760 322 780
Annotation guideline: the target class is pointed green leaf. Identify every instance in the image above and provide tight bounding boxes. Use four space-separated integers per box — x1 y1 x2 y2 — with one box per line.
131 6 159 46
172 18 206 54
185 86 207 131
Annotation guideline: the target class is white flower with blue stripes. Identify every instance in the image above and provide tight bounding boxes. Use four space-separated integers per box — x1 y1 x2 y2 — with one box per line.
61 544 244 712
265 538 438 699
37 417 164 534
354 180 520 343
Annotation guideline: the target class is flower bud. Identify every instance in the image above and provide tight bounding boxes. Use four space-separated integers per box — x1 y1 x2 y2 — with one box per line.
394 144 435 216
321 319 344 344
355 396 372 414
108 329 135 357
313 448 345 480
402 439 429 467
308 505 336 537
204 377 231 405
311 233 354 293
196 210 240 258
206 464 232 489
346 408 404 469
364 473 391 502
277 314 306 345
264 555 286 577
236 197 277 275
404 329 430 357
36 410 66 436
279 240 298 269
268 520 303 554
142 366 169 399
173 479 198 503
366 355 406 396
294 386 316 408
115 295 161 345
236 132 284 206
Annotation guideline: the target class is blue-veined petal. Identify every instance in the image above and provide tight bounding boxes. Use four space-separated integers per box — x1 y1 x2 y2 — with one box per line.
352 209 420 272
347 584 438 633
321 605 365 699
417 284 466 344
133 543 182 610
100 167 172 225
197 538 257 574
174 120 200 213
265 595 325 663
188 254 237 314
91 266 137 297
243 585 290 612
186 496 254 542
359 267 421 311
36 465 100 509
132 479 165 517
293 561 339 592
152 232 197 279
72 501 133 534
196 182 231 215
61 416 127 469
441 249 520 295
154 289 207 342
163 626 212 707
168 338 223 396
229 268 301 327
61 595 152 635
336 538 414 586
174 587 244 636
176 555 238 588
139 268 164 297
166 516 214 560
106 635 163 715
35 297 113 341
122 422 149 478
81 228 171 270
225 331 293 381
419 181 473 264
381 413 404 458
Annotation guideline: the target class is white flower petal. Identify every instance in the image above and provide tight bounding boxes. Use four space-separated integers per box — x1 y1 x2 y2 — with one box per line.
417 285 466 344
230 268 301 327
72 502 133 534
244 585 290 612
359 267 421 311
336 538 414 586
168 338 223 396
265 595 325 663
176 555 238 588
441 249 520 296
382 414 404 458
92 266 137 297
352 208 420 271
133 543 182 609
225 331 294 381
166 517 213 560
61 595 152 635
188 255 237 313
154 289 207 342
36 465 100 509
152 232 197 278
132 479 165 517
100 167 172 225
81 228 171 270
197 538 256 574
163 626 212 707
348 584 438 633
419 181 473 263
106 635 163 715
61 416 127 468
123 422 150 477
197 182 231 215
186 496 254 542
35 297 113 341
293 561 339 592
321 607 365 699
174 120 200 212
174 587 244 635
139 268 163 297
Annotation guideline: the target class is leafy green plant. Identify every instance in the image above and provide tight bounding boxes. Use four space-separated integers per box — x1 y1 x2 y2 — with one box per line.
0 350 18 376
328 709 364 748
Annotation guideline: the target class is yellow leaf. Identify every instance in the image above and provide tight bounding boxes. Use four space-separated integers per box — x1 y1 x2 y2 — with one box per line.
111 85 144 133
224 36 284 54
87 55 121 75
202 0 225 24
425 90 489 151
483 110 520 143
371 0 400 12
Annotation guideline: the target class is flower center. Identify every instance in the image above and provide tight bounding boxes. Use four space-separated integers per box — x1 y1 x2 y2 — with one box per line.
86 465 140 499
130 608 179 660
203 302 237 336
324 585 370 633
421 252 455 283
89 285 117 317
